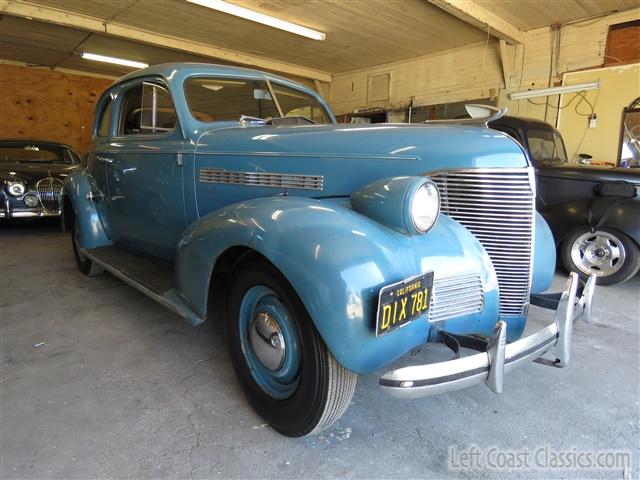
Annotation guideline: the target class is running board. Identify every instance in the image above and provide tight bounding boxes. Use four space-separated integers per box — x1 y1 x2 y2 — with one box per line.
81 246 204 325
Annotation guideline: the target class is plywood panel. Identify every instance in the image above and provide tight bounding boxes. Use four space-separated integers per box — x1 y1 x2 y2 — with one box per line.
605 19 640 66
0 64 112 154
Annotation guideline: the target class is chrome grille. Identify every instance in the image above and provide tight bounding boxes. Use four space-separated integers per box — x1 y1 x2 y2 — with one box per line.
428 274 484 322
199 168 324 191
36 177 63 213
429 169 535 316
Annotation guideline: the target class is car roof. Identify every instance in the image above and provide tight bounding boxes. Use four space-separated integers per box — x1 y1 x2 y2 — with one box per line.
115 62 299 87
489 115 556 132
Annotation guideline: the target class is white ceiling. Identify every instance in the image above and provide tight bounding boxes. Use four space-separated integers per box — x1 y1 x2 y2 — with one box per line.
1 0 637 78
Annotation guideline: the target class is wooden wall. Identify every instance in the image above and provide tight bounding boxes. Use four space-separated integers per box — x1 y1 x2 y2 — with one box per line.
0 64 113 155
329 9 640 124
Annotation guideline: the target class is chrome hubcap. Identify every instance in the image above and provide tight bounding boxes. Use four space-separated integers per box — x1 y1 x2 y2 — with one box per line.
571 231 625 277
248 312 286 371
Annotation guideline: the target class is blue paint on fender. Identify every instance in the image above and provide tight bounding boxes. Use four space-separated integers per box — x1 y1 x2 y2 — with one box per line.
62 171 112 249
176 196 500 374
532 212 556 294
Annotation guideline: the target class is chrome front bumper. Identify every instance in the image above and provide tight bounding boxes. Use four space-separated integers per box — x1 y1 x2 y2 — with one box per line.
1 199 60 218
379 273 596 399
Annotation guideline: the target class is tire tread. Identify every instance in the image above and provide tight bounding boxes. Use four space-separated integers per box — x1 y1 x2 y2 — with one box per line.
309 352 357 435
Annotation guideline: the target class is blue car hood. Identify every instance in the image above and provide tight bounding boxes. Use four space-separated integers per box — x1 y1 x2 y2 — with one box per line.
194 123 528 197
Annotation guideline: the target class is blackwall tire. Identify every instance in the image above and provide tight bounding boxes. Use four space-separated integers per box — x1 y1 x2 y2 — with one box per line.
226 257 356 437
71 221 104 277
561 227 640 286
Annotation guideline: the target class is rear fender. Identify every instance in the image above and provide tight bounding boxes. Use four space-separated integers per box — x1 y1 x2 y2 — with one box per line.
61 171 112 249
175 196 499 374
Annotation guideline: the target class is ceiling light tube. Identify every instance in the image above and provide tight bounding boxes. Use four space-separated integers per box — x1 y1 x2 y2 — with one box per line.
81 52 148 69
186 0 326 40
509 82 599 101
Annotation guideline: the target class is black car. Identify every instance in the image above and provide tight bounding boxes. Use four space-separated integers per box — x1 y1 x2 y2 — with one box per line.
1 140 82 223
489 116 640 285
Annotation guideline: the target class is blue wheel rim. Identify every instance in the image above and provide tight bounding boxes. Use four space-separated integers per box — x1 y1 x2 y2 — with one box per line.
239 285 301 399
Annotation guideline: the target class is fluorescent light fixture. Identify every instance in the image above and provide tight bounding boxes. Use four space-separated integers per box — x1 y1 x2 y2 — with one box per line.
509 82 599 100
186 0 326 40
81 52 148 69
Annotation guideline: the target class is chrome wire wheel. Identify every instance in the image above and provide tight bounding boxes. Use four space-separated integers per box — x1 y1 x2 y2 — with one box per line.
570 230 625 277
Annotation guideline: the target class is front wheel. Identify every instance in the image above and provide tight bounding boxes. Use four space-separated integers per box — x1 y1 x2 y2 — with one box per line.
226 257 356 437
561 227 640 285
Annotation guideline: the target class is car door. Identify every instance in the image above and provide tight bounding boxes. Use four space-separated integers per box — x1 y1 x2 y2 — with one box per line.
106 79 186 260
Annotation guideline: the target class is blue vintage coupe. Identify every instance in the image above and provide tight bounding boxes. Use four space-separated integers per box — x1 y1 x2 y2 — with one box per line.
63 63 595 437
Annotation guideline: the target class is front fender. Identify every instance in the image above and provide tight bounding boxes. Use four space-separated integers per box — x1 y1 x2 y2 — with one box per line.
175 196 500 374
62 171 112 249
531 211 556 294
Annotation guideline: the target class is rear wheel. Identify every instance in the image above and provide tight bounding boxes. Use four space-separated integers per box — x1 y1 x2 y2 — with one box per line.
561 227 640 285
71 217 104 277
226 257 356 437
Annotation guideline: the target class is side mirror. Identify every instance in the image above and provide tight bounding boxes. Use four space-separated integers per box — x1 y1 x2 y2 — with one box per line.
81 154 89 167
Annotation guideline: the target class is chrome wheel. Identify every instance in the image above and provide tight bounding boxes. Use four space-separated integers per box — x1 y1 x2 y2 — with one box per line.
570 230 625 277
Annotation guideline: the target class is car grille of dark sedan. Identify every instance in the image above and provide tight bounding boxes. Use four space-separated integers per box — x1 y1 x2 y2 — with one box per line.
36 177 63 213
428 168 536 317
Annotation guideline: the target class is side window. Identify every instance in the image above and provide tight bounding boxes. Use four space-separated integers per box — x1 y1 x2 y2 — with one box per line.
119 82 176 135
97 97 113 137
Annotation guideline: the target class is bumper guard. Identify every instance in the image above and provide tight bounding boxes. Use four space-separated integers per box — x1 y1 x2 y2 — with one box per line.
379 272 596 398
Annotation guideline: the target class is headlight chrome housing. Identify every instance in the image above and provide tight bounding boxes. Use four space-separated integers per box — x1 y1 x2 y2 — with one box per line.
351 176 440 235
408 180 440 233
7 181 26 197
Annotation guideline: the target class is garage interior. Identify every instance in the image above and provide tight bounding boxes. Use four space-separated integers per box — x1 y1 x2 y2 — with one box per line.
1 0 639 478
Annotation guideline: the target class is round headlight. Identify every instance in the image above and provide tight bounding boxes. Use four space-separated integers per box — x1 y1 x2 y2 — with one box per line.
24 193 39 207
7 182 26 197
410 181 440 233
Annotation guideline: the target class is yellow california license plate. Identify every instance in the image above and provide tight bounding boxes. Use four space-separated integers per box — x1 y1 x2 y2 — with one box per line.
376 272 434 337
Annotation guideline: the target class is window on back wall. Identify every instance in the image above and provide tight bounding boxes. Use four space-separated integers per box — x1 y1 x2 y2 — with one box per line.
605 20 640 67
367 73 390 103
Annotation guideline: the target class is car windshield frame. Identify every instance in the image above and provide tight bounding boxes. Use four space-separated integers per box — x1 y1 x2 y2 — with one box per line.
526 129 569 166
0 143 78 164
183 76 334 125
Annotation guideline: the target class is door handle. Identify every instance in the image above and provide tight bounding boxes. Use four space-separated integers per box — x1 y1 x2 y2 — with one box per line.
86 191 104 202
97 156 114 164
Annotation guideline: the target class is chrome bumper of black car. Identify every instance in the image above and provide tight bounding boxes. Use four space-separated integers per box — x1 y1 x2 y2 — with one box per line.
1 198 60 218
379 273 596 399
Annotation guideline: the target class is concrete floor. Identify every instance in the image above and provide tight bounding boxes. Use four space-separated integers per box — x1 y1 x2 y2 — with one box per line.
1 221 638 479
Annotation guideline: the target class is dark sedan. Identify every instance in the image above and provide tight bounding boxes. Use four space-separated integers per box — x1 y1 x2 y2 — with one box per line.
1 140 82 222
489 116 640 285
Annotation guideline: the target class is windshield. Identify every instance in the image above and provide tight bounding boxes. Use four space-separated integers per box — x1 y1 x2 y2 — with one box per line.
0 144 77 164
526 129 568 166
184 77 332 124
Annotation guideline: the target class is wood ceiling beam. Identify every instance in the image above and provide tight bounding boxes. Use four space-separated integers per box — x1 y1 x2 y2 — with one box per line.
1 0 332 82
428 0 524 45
